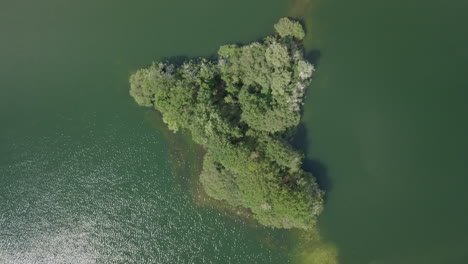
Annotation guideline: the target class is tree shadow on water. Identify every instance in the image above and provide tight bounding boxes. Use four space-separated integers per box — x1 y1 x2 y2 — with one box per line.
291 123 332 200
305 49 322 68
159 54 220 66
160 55 190 66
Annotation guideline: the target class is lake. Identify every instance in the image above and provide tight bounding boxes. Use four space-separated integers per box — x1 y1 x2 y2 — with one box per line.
1 0 467 263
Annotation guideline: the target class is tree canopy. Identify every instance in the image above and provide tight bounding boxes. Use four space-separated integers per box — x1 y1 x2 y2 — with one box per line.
129 17 323 230
274 17 306 40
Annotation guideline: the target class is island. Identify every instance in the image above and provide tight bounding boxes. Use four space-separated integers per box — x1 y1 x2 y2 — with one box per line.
129 18 324 230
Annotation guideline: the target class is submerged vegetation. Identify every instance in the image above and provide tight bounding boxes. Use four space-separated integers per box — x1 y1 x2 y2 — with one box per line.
130 18 323 230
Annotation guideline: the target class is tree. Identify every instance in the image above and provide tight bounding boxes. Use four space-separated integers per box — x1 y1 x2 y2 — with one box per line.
274 17 305 40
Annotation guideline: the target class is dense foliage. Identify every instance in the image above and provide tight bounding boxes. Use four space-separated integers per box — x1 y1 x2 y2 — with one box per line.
130 18 323 229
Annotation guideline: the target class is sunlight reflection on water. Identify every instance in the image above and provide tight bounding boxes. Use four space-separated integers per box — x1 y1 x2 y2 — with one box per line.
0 121 286 263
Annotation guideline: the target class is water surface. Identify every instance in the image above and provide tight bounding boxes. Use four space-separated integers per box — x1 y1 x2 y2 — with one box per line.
302 0 468 263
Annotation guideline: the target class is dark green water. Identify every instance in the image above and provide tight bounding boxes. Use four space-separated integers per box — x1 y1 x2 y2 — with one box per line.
1 0 468 263
302 0 468 263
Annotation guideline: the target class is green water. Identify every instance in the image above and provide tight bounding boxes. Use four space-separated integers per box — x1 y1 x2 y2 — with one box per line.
302 0 468 263
1 0 468 263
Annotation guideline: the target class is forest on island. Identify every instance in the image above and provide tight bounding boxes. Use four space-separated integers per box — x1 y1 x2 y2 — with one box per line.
130 18 323 230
